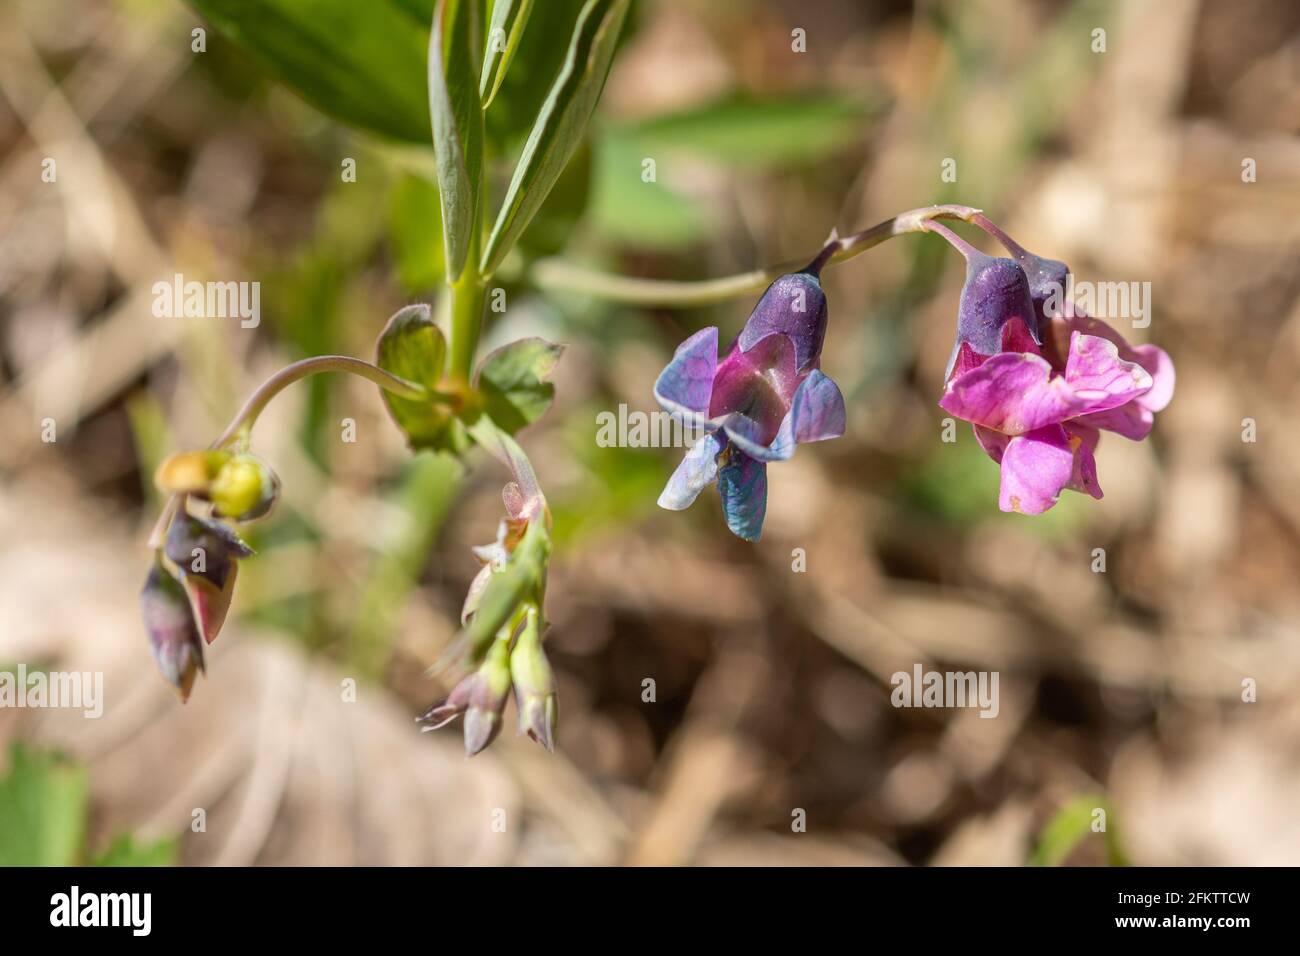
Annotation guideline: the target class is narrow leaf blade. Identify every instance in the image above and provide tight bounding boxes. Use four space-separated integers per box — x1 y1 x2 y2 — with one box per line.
480 0 535 108
428 0 485 279
188 0 433 142
481 0 629 274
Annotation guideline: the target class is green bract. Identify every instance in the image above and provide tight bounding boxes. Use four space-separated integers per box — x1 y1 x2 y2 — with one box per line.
475 337 564 434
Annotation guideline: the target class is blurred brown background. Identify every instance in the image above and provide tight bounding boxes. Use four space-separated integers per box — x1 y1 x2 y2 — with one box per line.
1 0 1299 866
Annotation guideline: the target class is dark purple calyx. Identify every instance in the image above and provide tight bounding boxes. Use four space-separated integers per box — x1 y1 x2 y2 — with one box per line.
945 252 1037 380
736 256 830 374
969 213 1068 334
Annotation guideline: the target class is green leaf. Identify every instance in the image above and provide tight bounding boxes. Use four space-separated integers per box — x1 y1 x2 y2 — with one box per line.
389 173 446 293
591 133 705 250
481 0 630 274
376 304 454 449
480 0 534 109
92 833 178 867
614 94 874 167
0 743 88 866
481 0 589 153
187 0 434 142
517 142 592 257
428 0 486 280
1029 794 1128 867
475 337 564 433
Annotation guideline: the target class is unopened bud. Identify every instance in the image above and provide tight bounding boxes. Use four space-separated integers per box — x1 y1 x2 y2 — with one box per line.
140 558 205 702
164 512 252 644
510 607 557 751
209 453 280 520
155 450 229 495
463 638 513 756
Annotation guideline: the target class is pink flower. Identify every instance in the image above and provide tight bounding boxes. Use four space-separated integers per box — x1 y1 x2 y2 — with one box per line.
941 310 1174 514
931 219 1175 515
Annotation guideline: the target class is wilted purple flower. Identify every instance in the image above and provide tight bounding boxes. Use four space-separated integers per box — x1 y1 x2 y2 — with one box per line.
164 512 253 644
418 637 513 756
934 225 1175 514
654 252 846 540
140 559 205 702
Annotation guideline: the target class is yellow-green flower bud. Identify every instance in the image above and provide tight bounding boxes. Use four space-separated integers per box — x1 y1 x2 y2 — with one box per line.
209 453 280 520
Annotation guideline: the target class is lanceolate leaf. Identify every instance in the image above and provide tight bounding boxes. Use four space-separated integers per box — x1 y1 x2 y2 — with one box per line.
480 0 535 109
428 0 485 280
187 0 433 142
475 337 564 434
481 0 630 275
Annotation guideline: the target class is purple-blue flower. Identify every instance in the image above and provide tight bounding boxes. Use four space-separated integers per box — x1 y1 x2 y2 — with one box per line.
653 254 846 541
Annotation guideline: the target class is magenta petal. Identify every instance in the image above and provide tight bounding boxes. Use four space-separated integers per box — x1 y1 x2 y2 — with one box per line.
1055 313 1174 412
654 327 718 421
973 424 1009 463
1065 422 1103 499
998 424 1074 514
1132 343 1174 412
1062 332 1153 413
1000 316 1040 356
940 352 1078 435
709 332 798 444
1075 401 1154 441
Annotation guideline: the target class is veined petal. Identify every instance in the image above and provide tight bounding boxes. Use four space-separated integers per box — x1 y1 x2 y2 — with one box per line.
1063 332 1153 412
709 331 799 439
1132 342 1175 412
1075 401 1154 441
720 412 784 462
717 450 768 541
1065 422 1103 499
654 327 718 421
998 424 1075 514
940 352 1079 435
768 370 846 459
1050 312 1174 412
973 424 1009 463
658 432 725 511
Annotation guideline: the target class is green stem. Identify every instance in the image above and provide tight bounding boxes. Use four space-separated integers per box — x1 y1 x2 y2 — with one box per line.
211 355 427 449
448 268 487 383
528 204 983 307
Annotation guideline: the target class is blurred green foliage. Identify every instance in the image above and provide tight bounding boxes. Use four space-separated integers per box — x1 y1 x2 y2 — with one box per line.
1029 794 1129 867
0 744 176 866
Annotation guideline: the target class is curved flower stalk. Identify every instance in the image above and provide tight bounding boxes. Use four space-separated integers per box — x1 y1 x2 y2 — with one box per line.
653 243 847 541
639 206 1175 532
140 317 561 760
142 357 425 701
138 0 1173 748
